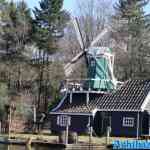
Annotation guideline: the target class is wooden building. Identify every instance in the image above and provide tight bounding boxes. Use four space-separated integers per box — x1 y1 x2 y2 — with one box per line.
50 79 150 138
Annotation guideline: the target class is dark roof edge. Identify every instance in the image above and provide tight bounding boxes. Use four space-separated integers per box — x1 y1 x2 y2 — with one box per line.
49 112 92 116
50 108 141 116
51 92 68 112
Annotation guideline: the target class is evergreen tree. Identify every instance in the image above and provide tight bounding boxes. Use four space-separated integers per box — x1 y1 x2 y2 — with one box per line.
32 0 69 112
1 0 32 56
114 0 150 79
33 0 70 54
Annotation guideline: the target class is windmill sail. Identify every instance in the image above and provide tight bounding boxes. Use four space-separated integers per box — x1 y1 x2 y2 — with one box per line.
90 28 109 47
64 18 86 77
64 51 85 77
64 19 114 80
72 18 85 50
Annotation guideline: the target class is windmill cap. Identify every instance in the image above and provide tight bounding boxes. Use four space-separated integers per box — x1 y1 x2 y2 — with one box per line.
87 47 112 56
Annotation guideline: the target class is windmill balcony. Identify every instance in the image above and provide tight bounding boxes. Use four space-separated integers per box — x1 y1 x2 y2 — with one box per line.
60 79 115 93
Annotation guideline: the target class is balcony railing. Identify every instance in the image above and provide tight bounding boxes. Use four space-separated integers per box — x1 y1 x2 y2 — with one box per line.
60 79 123 92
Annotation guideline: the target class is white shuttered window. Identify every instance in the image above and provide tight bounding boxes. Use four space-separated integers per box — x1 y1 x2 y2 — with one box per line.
123 117 134 127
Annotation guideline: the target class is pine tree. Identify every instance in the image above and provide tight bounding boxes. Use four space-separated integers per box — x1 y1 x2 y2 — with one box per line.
32 0 69 112
33 0 70 54
114 0 150 79
1 0 32 56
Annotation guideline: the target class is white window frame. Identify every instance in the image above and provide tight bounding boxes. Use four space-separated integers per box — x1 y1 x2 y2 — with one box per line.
57 115 71 127
91 60 95 67
123 117 134 127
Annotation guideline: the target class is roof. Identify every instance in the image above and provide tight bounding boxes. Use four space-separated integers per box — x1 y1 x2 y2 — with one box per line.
50 80 150 115
96 80 150 111
51 93 102 114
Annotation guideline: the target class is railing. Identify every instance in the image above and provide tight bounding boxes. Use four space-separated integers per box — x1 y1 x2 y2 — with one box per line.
60 79 122 92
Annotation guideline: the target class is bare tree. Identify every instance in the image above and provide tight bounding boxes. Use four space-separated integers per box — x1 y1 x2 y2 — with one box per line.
76 0 113 46
60 0 114 79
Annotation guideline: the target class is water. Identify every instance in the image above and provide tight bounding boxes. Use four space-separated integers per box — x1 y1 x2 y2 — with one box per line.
0 144 65 150
0 144 111 150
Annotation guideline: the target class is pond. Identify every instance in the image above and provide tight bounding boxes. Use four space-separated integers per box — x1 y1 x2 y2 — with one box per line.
0 144 65 150
0 144 110 150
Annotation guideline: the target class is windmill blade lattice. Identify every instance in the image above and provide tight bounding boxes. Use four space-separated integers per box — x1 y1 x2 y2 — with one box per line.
64 51 86 77
90 28 110 47
64 18 87 77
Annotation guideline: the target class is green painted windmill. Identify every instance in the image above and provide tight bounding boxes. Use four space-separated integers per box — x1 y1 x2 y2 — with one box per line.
64 18 117 91
87 47 115 90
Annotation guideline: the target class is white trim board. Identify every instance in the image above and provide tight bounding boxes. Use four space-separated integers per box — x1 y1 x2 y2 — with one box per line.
141 91 150 112
51 92 68 112
68 90 107 94
92 108 140 112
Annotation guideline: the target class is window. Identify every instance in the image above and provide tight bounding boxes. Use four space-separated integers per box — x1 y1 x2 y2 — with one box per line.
57 115 71 127
123 117 134 127
91 60 95 67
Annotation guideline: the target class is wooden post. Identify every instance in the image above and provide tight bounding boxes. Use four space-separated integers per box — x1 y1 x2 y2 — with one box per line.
70 92 72 104
0 121 1 133
8 106 11 139
7 145 10 150
33 106 36 132
90 126 92 141
65 116 69 145
137 112 140 139
86 92 89 105
88 116 92 146
106 127 111 145
33 106 36 123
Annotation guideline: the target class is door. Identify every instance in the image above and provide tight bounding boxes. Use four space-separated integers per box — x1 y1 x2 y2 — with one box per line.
102 116 111 136
93 111 111 136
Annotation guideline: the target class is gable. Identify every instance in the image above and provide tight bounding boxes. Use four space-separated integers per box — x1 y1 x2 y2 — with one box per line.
142 92 150 112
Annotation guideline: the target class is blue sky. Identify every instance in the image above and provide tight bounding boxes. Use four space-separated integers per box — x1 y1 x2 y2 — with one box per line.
24 0 150 14
24 0 76 12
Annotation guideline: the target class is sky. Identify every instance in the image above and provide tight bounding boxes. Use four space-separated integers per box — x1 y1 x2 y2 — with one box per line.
24 0 76 13
15 0 150 15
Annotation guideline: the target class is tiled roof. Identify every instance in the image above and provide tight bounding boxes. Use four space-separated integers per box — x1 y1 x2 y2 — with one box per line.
51 80 150 114
96 80 150 111
52 93 100 113
52 93 102 114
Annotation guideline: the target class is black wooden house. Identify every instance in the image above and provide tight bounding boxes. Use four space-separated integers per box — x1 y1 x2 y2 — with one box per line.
50 80 150 138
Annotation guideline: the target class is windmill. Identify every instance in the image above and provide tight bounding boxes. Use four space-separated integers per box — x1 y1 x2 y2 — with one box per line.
64 18 118 91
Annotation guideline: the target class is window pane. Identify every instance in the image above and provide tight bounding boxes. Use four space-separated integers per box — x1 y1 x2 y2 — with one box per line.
123 117 134 127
